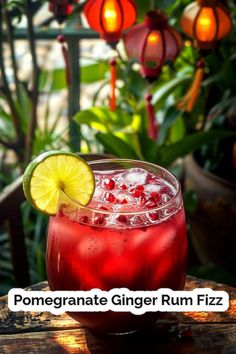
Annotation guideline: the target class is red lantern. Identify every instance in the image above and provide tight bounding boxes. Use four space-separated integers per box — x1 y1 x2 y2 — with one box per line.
84 0 137 44
125 10 181 80
181 0 232 50
125 10 182 140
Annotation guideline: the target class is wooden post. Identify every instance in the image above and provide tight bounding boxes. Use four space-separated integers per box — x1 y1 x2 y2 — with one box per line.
67 38 81 152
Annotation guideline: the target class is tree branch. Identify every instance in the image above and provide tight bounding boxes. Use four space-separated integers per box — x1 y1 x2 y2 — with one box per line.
3 8 21 104
0 5 23 145
24 0 40 164
0 137 19 151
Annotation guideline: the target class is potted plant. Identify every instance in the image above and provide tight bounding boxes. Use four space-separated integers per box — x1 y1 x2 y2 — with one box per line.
184 94 236 273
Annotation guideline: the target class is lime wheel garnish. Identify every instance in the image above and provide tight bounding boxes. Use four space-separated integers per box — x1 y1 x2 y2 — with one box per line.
23 151 95 215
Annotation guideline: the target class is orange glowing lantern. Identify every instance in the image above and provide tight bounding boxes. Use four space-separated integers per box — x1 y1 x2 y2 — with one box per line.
125 10 182 140
84 0 137 112
181 0 232 49
84 0 137 45
178 0 232 112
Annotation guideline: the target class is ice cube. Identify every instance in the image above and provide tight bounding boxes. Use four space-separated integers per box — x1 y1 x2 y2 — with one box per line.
115 192 135 205
145 184 162 194
162 193 171 204
93 185 104 201
118 168 149 185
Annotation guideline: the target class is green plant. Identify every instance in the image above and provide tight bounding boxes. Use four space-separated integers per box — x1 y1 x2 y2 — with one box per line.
73 0 236 173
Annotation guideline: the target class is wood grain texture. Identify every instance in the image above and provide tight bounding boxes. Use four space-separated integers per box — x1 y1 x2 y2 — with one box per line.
0 276 236 353
1 324 236 354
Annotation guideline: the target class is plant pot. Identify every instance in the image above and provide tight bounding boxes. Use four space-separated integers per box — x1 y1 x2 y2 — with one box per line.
184 155 236 273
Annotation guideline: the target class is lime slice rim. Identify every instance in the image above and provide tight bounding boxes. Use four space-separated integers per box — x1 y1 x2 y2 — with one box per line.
23 150 95 216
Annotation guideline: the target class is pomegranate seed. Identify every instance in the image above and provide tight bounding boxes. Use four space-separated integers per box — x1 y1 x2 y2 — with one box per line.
94 215 105 225
99 206 109 218
129 187 135 193
103 178 115 190
136 185 144 192
119 183 128 190
148 196 160 204
104 192 115 203
117 215 128 223
133 188 145 198
117 198 128 204
99 206 108 211
79 216 89 224
148 212 159 221
145 200 157 209
150 192 160 201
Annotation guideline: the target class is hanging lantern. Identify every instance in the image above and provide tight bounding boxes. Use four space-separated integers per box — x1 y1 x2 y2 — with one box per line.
84 0 137 45
125 10 182 139
125 10 181 80
49 0 73 24
84 0 137 112
178 0 232 112
181 0 232 50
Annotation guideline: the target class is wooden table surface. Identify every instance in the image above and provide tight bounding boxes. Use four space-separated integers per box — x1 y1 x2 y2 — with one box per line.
0 276 236 354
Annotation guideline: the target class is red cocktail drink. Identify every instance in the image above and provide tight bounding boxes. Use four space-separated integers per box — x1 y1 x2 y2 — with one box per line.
47 160 187 333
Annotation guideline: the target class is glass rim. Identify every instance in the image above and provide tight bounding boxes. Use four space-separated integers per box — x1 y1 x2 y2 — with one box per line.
61 158 182 216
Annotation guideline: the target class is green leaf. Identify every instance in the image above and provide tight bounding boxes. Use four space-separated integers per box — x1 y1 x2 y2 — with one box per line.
0 107 14 139
39 62 109 91
96 132 139 159
81 62 109 84
137 132 159 163
74 107 133 132
157 130 236 167
155 0 176 9
169 116 186 143
159 106 181 144
152 75 192 108
135 0 150 20
39 69 65 91
114 131 144 159
14 83 31 133
184 190 198 213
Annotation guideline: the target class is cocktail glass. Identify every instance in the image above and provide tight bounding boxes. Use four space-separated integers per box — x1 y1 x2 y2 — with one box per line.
47 159 187 334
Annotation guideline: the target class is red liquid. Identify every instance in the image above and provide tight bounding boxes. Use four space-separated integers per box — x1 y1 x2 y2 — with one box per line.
47 168 187 333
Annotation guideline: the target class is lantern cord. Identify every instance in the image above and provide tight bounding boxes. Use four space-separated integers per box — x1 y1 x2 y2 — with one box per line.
145 91 158 140
57 35 70 86
177 59 205 113
109 58 117 112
